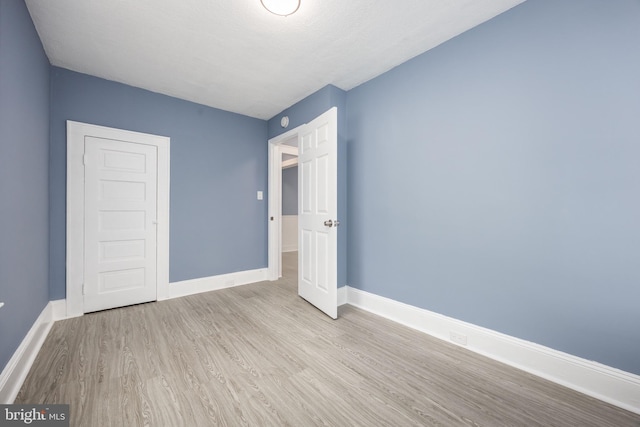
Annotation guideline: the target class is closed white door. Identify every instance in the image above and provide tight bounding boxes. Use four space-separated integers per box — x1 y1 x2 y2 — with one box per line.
298 107 338 319
83 137 158 313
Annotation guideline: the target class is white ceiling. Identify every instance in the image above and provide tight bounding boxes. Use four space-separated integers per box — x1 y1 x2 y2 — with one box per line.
25 0 524 120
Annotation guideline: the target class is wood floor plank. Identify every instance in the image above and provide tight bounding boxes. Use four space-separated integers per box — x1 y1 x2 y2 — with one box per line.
16 252 640 426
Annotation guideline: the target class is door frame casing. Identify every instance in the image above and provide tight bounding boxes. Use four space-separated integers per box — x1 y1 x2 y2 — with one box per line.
66 121 170 317
267 127 300 281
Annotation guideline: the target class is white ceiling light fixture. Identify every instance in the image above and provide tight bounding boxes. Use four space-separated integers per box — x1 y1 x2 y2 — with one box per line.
261 0 300 16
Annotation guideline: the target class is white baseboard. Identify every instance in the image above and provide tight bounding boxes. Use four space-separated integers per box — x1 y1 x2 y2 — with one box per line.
337 286 347 306
345 286 640 415
47 268 270 320
50 299 68 321
0 301 58 404
165 268 269 300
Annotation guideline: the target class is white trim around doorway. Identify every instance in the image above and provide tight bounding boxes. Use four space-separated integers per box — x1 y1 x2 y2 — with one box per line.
66 121 170 318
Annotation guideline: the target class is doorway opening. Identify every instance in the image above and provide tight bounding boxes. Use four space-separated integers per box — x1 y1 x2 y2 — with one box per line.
268 107 338 318
268 129 299 281
280 142 299 286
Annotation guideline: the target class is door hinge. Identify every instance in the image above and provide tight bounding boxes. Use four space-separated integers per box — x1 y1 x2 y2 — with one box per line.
83 154 88 166
82 283 85 295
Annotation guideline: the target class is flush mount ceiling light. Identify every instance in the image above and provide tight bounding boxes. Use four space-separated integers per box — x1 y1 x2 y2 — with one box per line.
261 0 300 16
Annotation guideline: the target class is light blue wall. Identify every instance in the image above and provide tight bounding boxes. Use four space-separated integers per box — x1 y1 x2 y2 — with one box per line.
282 166 298 215
268 85 348 287
49 68 268 299
346 0 640 375
0 0 50 372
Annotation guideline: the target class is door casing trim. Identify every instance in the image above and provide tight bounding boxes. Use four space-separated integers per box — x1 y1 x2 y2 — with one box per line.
66 121 170 317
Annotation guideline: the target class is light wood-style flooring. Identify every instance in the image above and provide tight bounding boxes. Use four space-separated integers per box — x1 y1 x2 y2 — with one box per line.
17 252 640 426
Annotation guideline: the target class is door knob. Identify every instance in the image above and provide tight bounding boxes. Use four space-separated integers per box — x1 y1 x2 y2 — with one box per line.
324 219 333 227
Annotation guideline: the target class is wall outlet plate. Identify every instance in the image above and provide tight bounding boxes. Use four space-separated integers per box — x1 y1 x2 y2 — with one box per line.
450 331 468 346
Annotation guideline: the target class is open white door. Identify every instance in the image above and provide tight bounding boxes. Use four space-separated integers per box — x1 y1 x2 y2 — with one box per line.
298 107 338 319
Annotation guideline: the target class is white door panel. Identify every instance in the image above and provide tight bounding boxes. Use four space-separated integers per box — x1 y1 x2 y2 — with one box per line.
298 107 338 319
83 137 158 313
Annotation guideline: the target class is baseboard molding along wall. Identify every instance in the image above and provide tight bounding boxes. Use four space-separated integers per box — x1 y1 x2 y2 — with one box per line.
50 299 68 321
337 286 348 307
165 268 269 300
345 286 640 415
0 299 66 404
